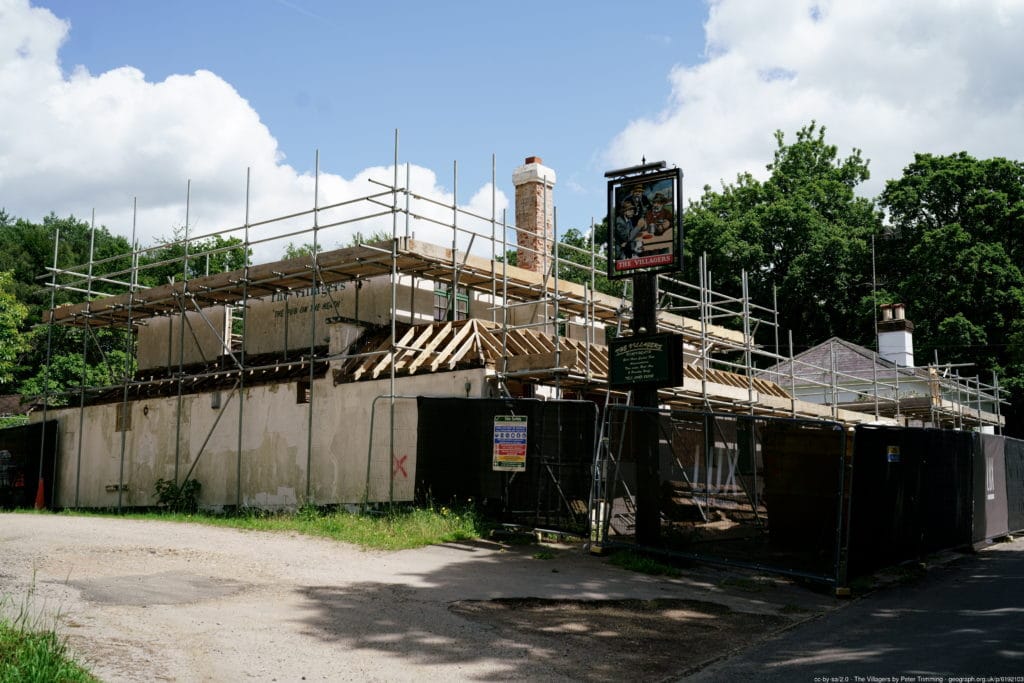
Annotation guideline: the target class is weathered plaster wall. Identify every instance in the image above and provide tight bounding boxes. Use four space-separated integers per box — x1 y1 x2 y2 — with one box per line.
137 307 230 370
42 368 488 510
135 273 602 365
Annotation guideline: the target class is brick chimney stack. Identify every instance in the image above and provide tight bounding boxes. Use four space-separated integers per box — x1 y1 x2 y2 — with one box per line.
512 156 556 273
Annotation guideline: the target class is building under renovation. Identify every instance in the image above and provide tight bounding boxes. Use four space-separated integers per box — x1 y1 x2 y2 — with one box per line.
21 151 1009 556
7 149 1020 588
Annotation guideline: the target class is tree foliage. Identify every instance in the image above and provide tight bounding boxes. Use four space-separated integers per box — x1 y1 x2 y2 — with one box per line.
138 229 248 286
556 224 622 297
283 241 323 259
0 213 133 323
878 152 1024 403
0 271 30 385
4 139 1024 434
12 321 134 405
684 122 882 349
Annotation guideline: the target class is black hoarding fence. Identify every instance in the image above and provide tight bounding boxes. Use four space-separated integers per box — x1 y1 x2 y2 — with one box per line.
591 411 1024 584
1006 437 1024 534
848 427 974 576
415 397 597 533
593 406 849 584
846 428 1024 577
974 433 1010 543
0 421 58 509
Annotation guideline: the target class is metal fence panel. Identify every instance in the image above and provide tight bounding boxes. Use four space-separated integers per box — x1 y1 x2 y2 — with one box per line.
974 433 1010 543
1005 437 1024 534
598 406 847 583
415 397 596 532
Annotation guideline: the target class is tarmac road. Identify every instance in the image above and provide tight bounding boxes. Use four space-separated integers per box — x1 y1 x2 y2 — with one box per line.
688 536 1024 681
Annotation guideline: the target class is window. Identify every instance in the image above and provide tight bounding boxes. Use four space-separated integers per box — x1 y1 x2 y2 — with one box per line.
297 379 311 404
433 283 468 322
115 403 132 432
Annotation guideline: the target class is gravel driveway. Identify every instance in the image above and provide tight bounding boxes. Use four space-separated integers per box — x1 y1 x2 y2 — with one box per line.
0 514 838 681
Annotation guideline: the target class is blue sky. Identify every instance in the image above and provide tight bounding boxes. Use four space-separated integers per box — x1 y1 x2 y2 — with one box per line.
2 0 1023 260
38 0 706 192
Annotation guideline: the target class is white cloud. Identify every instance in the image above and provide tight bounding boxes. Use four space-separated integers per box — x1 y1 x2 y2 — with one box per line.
0 0 507 265
605 0 1024 202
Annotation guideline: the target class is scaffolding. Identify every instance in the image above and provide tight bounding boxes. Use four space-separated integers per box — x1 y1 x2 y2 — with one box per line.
32 133 1007 511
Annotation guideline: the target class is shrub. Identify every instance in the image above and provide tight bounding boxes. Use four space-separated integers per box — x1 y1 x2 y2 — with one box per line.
153 477 201 513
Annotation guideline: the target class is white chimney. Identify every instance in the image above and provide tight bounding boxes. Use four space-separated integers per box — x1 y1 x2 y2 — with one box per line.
512 156 556 273
878 303 914 367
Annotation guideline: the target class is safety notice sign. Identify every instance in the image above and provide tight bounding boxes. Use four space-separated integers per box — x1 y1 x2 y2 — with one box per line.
493 415 527 472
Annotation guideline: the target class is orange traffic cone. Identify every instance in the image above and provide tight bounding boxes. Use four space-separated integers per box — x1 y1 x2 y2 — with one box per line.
34 478 45 510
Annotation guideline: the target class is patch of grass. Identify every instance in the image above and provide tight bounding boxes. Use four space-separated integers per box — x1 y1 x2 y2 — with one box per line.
58 505 491 551
0 590 97 683
607 550 682 578
489 530 537 546
532 551 555 560
892 562 928 584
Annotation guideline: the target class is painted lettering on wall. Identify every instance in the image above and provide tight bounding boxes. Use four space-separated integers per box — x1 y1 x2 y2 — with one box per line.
273 300 341 319
270 283 345 302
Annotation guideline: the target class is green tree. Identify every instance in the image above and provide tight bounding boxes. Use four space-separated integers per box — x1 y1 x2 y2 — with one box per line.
0 213 133 323
556 223 621 297
879 153 1024 274
283 241 323 259
138 230 248 286
0 271 30 387
878 153 1024 431
683 122 883 349
17 325 135 405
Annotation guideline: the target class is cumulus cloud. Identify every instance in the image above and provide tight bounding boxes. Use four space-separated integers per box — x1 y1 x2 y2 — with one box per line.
605 0 1024 203
0 0 507 264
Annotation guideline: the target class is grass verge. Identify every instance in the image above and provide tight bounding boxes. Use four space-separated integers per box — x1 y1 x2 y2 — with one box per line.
0 591 97 683
56 505 491 551
608 550 682 577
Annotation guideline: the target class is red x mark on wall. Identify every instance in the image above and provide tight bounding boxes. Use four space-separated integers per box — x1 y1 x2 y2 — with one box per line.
393 454 408 479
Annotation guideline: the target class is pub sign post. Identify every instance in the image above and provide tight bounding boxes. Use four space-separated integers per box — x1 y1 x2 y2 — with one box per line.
604 161 684 546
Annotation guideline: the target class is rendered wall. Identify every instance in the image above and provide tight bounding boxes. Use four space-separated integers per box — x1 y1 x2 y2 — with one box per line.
42 368 488 510
136 307 230 370
241 276 472 356
134 271 602 364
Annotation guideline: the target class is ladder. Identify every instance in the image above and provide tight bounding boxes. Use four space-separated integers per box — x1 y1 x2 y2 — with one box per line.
589 391 634 550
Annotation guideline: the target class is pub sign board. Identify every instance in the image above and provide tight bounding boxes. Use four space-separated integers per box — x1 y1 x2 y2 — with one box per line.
607 167 683 279
608 333 684 389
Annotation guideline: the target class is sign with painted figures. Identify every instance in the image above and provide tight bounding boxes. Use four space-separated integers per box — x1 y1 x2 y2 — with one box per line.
493 415 528 472
607 167 682 278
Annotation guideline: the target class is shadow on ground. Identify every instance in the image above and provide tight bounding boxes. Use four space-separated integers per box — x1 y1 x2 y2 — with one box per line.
690 543 1024 680
292 543 808 680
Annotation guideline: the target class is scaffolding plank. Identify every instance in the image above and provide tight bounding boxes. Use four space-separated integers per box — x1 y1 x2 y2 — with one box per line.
506 350 579 373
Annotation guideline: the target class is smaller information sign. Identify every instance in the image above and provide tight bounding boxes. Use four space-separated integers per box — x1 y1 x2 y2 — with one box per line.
608 333 684 389
493 415 528 472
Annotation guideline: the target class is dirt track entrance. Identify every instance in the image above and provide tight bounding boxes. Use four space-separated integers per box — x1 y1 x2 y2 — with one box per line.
0 515 837 681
